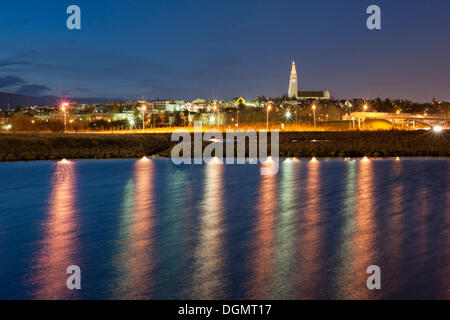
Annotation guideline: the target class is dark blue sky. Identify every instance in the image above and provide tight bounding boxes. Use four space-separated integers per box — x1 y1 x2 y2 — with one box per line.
1 0 449 101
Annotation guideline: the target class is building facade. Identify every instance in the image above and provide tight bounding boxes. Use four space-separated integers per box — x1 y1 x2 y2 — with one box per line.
288 61 298 99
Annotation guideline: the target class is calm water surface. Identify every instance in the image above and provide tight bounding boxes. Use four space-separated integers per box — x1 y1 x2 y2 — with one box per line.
0 158 448 299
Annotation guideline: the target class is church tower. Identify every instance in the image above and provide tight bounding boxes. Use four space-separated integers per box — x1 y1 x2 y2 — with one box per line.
288 61 298 99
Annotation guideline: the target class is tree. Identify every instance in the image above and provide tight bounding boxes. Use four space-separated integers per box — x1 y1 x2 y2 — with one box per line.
257 96 267 102
174 112 183 126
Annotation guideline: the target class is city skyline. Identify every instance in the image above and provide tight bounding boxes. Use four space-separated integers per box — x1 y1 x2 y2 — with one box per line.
1 1 450 102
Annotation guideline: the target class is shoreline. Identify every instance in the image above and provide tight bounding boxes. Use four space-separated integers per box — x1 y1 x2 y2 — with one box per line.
0 131 449 162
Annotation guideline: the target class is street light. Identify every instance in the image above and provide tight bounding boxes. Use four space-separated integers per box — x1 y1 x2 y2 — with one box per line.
285 110 292 120
312 104 316 130
363 104 368 129
266 103 272 131
61 102 69 133
213 101 219 129
294 110 298 130
141 105 147 132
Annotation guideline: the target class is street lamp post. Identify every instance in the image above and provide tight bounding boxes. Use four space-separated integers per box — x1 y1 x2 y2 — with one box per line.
212 102 219 131
61 102 69 133
312 104 316 130
363 104 368 129
142 105 147 132
266 103 272 131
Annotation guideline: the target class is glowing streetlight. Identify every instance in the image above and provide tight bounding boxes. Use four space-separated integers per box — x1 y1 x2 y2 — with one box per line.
285 110 292 120
61 102 69 133
266 103 272 131
141 105 147 132
312 104 316 130
362 104 368 129
433 125 443 133
213 101 219 128
294 110 298 130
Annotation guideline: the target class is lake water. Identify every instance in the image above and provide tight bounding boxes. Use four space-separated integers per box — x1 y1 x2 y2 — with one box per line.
0 158 448 299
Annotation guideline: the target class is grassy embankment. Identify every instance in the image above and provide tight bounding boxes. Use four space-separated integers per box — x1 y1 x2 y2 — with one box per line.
0 130 448 161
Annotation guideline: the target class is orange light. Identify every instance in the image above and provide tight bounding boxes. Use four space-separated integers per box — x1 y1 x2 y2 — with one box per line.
312 104 316 110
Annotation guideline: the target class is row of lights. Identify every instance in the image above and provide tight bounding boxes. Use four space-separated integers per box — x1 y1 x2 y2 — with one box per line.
60 156 386 165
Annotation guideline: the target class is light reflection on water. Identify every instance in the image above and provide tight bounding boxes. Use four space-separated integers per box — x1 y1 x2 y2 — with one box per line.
110 158 156 299
31 160 80 299
191 163 226 299
247 166 277 299
0 158 448 299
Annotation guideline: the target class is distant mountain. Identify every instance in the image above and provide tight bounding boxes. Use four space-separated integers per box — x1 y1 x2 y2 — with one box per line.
0 92 120 109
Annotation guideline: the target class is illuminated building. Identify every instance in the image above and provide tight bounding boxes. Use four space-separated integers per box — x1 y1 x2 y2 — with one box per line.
288 61 298 99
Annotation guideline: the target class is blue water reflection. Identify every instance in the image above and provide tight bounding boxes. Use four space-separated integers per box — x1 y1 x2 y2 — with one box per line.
0 158 448 299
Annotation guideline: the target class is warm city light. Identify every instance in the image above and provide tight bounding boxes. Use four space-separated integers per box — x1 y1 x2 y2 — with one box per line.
433 125 443 133
285 111 292 119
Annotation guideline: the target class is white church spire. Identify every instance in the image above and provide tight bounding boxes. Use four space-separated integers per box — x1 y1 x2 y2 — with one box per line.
288 61 298 99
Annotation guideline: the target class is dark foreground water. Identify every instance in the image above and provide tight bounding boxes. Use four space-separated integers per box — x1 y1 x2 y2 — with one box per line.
0 158 448 299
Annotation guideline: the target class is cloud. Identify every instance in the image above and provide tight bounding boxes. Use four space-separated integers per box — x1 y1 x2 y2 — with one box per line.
16 84 51 96
0 59 32 68
0 75 27 88
0 51 49 69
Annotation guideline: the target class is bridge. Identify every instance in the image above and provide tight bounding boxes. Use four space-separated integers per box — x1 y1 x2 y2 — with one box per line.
342 112 449 129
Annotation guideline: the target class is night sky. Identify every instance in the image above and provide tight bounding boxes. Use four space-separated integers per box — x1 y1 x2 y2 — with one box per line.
1 0 449 102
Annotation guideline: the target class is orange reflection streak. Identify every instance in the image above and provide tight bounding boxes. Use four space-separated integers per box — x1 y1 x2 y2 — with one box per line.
297 160 322 298
347 159 377 299
192 164 226 299
247 168 277 299
32 161 79 299
127 158 156 298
